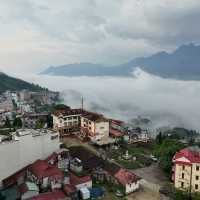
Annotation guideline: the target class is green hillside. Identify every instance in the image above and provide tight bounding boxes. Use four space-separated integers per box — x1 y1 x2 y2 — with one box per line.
0 73 46 93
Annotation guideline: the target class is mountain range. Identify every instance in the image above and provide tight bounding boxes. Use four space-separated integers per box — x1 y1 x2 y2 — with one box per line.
0 72 46 94
41 43 200 80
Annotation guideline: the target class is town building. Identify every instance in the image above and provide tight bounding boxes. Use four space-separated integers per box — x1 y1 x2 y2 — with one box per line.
27 159 64 190
22 112 48 128
81 112 115 145
0 129 60 185
109 119 125 138
52 107 83 136
172 147 200 193
114 168 140 194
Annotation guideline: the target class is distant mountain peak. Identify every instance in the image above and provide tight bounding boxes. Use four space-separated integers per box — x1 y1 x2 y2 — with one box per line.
40 43 200 80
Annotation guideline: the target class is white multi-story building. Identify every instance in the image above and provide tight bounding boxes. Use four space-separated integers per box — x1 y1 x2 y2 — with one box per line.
0 129 60 185
52 108 83 136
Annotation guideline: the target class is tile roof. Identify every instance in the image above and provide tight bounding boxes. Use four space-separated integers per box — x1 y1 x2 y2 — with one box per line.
29 191 66 200
82 112 107 122
173 148 200 163
114 168 139 186
109 119 124 126
29 160 63 180
69 172 91 186
110 128 124 137
63 184 76 195
53 108 83 117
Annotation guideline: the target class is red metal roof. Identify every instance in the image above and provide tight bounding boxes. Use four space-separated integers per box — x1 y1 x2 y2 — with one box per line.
173 148 200 163
69 172 91 186
29 191 66 200
19 183 28 195
109 128 124 137
110 119 124 126
29 160 63 180
3 164 30 188
114 168 139 186
63 184 76 195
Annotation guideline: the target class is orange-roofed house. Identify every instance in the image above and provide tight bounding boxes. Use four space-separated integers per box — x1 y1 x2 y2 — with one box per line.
114 169 140 194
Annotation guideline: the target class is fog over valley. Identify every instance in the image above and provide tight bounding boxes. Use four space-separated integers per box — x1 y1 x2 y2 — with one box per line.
13 68 200 132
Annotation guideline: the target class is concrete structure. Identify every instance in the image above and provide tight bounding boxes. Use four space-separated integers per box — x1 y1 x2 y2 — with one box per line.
81 112 109 140
114 168 140 194
52 108 83 136
172 147 200 193
0 129 60 185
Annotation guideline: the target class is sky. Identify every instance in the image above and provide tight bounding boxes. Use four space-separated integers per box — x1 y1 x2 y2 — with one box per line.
1 0 200 73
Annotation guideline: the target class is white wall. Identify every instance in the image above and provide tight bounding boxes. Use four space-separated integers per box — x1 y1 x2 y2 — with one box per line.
75 180 92 191
125 181 139 194
0 131 60 183
95 121 109 137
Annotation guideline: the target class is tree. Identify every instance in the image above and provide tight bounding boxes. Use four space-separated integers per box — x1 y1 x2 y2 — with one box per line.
155 132 163 144
47 114 53 128
35 119 45 129
4 117 11 128
154 139 185 173
13 117 22 128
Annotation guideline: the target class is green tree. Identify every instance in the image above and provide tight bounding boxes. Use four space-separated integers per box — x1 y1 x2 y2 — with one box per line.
155 132 163 144
4 117 11 128
13 117 22 128
35 119 45 129
47 114 53 128
154 139 185 173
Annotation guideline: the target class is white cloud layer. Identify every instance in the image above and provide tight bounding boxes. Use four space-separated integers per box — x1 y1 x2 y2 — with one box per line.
14 69 200 132
0 0 200 72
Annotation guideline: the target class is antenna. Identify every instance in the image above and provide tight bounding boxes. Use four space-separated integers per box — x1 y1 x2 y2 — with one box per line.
81 96 84 110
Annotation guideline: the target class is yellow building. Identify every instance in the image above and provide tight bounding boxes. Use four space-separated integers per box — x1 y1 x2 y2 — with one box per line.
172 147 200 193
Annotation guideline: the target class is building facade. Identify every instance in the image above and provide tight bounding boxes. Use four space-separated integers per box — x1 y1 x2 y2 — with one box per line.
172 147 200 193
0 129 60 185
52 108 83 136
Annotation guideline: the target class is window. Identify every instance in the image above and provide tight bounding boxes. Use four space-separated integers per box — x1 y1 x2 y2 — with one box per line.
196 176 199 180
182 173 184 179
196 166 200 171
182 165 185 170
181 182 184 188
195 184 199 190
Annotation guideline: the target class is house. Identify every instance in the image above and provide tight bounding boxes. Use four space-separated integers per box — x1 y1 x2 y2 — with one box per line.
52 107 83 136
114 169 140 194
0 129 60 184
19 181 39 200
27 160 64 190
2 165 30 188
69 172 92 190
81 112 115 145
29 191 67 200
172 147 200 192
22 113 48 128
81 112 109 138
128 127 150 143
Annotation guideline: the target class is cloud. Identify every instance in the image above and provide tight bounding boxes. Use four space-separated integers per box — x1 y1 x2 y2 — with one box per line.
15 69 200 132
0 0 200 72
